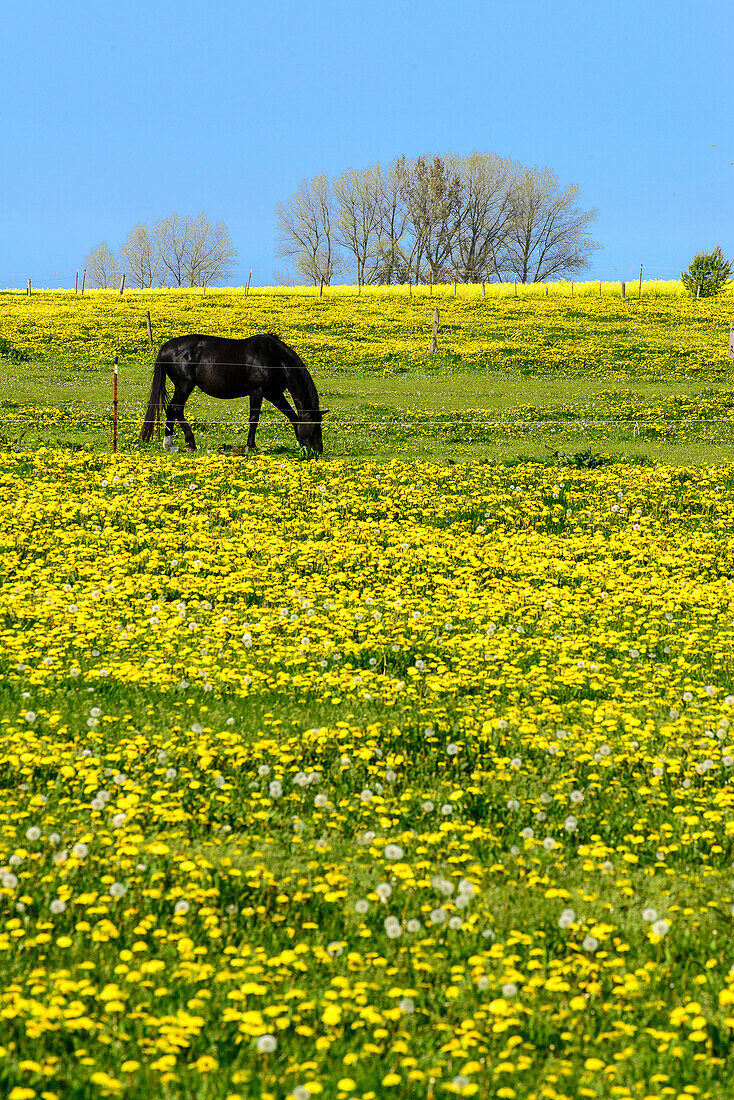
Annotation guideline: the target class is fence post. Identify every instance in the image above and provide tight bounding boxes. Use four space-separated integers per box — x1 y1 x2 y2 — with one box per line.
429 308 439 354
481 281 486 298
81 268 86 295
729 319 734 358
119 273 125 296
75 270 79 294
544 285 549 297
696 285 701 299
146 310 153 348
452 275 456 297
638 264 643 298
621 282 626 299
245 269 252 297
319 278 324 298
27 278 31 296
113 355 119 454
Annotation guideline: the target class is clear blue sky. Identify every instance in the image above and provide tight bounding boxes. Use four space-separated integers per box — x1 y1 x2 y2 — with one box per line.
2 0 731 287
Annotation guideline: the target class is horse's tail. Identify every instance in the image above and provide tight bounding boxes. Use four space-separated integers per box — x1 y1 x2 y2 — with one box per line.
140 349 169 442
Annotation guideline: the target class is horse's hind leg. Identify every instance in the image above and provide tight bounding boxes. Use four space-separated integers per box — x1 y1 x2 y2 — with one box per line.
178 403 196 451
163 395 177 451
247 392 263 450
164 386 196 451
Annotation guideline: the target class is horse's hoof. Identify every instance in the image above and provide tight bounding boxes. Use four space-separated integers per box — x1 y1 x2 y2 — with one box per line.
185 444 196 452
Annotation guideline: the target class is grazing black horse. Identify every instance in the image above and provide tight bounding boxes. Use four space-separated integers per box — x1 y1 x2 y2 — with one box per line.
140 332 326 453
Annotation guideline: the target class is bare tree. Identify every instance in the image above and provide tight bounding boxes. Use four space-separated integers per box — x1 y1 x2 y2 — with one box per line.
449 152 516 281
84 242 120 288
120 222 160 288
276 174 340 285
373 156 412 284
275 154 599 286
154 213 237 287
405 155 463 281
334 166 381 285
500 167 600 282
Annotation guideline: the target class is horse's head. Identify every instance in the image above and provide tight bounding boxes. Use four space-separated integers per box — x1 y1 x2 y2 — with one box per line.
297 408 328 454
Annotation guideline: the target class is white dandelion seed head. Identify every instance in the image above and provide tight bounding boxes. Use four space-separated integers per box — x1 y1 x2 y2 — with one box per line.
256 1034 277 1053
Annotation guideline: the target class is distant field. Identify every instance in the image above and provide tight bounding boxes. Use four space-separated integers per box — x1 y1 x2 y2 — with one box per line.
1 282 733 463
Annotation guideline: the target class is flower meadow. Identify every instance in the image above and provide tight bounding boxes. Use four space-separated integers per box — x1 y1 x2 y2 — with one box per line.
4 450 734 1099
1 282 733 381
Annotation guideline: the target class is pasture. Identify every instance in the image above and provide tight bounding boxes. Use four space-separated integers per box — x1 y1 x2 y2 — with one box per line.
1 286 734 1099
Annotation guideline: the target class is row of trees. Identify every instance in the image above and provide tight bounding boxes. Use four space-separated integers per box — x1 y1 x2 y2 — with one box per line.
85 214 238 288
276 153 600 285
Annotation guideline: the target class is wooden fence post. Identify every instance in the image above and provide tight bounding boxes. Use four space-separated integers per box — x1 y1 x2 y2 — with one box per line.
146 310 153 348
119 273 125 296
638 264 643 298
75 270 79 294
81 268 86 295
319 278 324 298
728 319 734 358
696 285 701 299
544 285 549 297
27 278 31 296
245 269 252 297
429 308 439 355
481 281 486 298
113 355 119 454
452 276 457 297
621 282 626 299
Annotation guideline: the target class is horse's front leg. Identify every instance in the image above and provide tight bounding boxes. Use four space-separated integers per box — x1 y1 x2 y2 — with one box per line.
247 392 263 450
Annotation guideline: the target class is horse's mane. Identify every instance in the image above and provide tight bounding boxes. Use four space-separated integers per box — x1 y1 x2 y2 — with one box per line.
267 333 319 411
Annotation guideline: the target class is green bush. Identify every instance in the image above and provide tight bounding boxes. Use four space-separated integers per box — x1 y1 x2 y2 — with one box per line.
681 246 732 298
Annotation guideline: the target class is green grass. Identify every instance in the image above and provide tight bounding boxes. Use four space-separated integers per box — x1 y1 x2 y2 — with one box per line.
1 359 734 466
